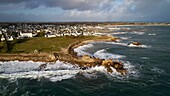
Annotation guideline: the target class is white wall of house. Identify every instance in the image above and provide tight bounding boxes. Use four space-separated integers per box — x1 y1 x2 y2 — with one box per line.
20 32 33 38
0 35 13 41
8 36 14 41
45 34 56 38
1 35 5 41
37 30 41 33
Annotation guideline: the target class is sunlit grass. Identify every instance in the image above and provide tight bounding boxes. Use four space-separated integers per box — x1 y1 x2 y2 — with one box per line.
0 36 107 53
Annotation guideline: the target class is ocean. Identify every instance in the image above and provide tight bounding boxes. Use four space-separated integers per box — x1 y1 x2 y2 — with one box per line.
0 26 170 96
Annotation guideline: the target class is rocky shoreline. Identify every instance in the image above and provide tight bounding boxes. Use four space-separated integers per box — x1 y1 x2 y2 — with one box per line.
0 36 127 75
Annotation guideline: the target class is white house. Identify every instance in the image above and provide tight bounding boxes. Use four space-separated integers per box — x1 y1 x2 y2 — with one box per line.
45 34 56 38
45 32 56 38
1 35 5 41
0 35 14 41
8 36 14 41
19 31 33 38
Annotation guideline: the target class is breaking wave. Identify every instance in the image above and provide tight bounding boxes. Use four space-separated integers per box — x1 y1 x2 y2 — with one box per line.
148 33 156 36
127 44 151 48
112 32 128 35
120 37 132 40
130 31 145 35
0 59 137 82
0 61 80 82
103 42 151 48
112 31 145 35
94 49 126 59
74 43 93 56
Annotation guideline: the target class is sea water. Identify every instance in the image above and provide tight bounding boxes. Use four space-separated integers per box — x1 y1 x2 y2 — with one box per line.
0 26 170 96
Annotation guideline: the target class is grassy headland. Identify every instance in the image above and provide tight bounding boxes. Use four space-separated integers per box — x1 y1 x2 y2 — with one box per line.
0 36 127 75
0 36 112 53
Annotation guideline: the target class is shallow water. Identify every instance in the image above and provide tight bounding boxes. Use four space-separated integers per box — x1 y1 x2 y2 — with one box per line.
0 26 170 96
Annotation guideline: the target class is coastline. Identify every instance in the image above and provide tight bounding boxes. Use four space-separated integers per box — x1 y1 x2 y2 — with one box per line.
0 35 127 75
0 35 118 62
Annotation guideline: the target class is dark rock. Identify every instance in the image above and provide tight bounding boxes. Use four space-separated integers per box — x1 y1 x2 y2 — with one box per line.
132 42 142 46
39 64 47 70
107 67 113 73
116 69 127 76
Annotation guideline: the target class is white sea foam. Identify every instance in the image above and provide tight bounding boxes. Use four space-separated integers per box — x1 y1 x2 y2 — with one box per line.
123 61 137 75
0 60 137 81
94 49 126 59
148 33 156 36
127 43 151 48
0 61 80 82
140 57 150 60
103 42 151 48
151 67 165 74
0 61 42 73
112 32 128 35
112 31 145 35
130 31 145 35
120 37 131 40
81 66 121 78
74 43 93 56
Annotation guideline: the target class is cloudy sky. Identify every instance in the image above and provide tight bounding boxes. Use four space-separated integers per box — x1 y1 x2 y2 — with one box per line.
0 0 170 22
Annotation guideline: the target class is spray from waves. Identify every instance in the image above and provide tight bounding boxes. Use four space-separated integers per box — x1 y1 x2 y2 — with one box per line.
112 32 128 35
74 43 93 56
127 44 151 48
111 31 145 35
0 60 138 82
73 43 126 59
120 37 132 40
123 61 139 77
84 61 138 79
148 33 156 36
0 61 81 82
94 49 126 59
0 61 42 73
102 42 151 48
130 31 145 35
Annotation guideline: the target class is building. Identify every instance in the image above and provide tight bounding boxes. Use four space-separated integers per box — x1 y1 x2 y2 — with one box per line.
19 31 33 38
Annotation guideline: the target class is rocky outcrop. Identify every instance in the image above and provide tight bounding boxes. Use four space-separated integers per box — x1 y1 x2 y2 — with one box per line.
65 36 127 75
128 41 142 46
39 63 47 70
69 55 127 75
101 59 127 75
81 55 96 63
132 42 142 46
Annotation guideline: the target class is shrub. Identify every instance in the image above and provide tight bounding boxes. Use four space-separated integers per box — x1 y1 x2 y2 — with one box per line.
37 31 45 37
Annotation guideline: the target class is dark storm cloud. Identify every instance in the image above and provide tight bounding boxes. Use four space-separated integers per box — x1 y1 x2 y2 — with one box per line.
0 0 170 12
0 0 170 22
0 13 42 22
0 0 114 11
0 0 25 4
129 0 170 21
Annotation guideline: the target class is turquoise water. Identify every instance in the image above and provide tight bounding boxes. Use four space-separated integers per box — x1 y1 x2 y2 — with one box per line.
0 26 170 96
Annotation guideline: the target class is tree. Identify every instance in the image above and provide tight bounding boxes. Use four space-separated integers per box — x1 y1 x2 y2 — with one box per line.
37 31 45 37
0 34 2 42
1 32 9 52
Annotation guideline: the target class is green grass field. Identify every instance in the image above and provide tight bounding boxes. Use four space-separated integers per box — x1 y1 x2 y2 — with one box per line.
0 36 106 53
